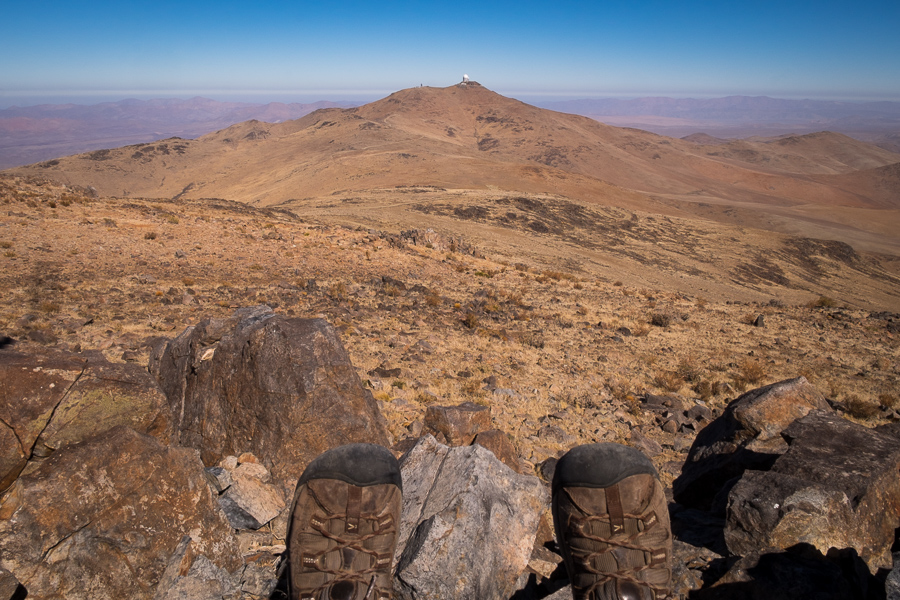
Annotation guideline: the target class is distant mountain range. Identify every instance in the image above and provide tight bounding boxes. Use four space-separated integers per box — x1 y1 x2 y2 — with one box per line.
2 93 899 169
537 96 900 149
0 97 359 169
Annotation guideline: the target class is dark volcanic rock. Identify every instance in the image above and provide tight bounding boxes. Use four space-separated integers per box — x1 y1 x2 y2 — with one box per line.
423 401 492 446
149 306 390 490
0 567 24 600
473 428 522 473
697 545 876 600
674 377 831 512
0 345 172 493
0 426 239 600
393 435 548 600
725 411 900 571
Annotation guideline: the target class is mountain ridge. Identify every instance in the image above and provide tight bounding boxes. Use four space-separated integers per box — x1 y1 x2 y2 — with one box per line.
5 83 900 272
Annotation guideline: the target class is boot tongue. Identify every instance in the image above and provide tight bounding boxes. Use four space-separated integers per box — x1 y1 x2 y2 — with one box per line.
328 579 358 600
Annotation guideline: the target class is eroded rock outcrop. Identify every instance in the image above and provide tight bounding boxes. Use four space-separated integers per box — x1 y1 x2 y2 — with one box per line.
674 377 831 512
149 306 391 491
0 345 172 494
393 435 549 600
725 411 900 571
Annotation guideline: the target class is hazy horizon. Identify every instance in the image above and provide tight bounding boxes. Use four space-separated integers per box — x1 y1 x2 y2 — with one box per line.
3 0 899 111
3 87 900 112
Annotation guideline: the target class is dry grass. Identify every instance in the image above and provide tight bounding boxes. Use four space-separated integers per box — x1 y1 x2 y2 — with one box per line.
0 174 897 483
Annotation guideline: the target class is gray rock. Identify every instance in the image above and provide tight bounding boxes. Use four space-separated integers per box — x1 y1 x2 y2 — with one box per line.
0 426 239 600
149 306 390 492
887 551 900 600
204 466 233 493
154 541 240 600
393 435 549 600
629 429 663 457
216 461 285 530
473 428 522 473
725 411 900 572
674 377 831 512
535 424 576 446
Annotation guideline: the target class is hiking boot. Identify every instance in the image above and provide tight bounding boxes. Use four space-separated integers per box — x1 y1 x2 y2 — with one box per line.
288 444 403 600
551 443 672 600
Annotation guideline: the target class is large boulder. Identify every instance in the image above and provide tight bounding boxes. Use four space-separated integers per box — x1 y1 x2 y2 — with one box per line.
674 377 831 512
0 426 240 600
393 435 549 600
149 306 391 490
725 411 900 572
0 345 172 493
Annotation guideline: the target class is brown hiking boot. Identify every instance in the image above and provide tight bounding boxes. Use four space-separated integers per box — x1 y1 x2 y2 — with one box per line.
288 444 402 600
552 443 672 600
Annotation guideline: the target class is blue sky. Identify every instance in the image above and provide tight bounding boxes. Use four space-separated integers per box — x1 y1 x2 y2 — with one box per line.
2 0 899 107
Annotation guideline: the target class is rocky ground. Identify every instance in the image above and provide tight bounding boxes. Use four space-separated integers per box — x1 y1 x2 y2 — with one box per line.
2 174 900 597
2 175 897 472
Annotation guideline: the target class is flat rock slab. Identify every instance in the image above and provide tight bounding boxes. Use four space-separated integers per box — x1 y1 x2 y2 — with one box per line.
725 411 900 572
0 425 239 600
149 306 390 491
394 435 549 600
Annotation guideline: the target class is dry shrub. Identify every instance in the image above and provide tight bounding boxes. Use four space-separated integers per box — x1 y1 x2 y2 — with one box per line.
462 312 479 329
519 330 544 349
878 393 899 410
650 313 671 327
484 300 501 313
182 277 196 286
328 282 348 301
425 293 442 307
144 231 158 240
0 241 12 249
654 371 683 392
39 301 61 314
632 323 650 337
625 395 643 418
731 358 766 391
461 378 486 400
676 357 702 383
808 295 836 308
692 379 713 401
846 395 879 420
